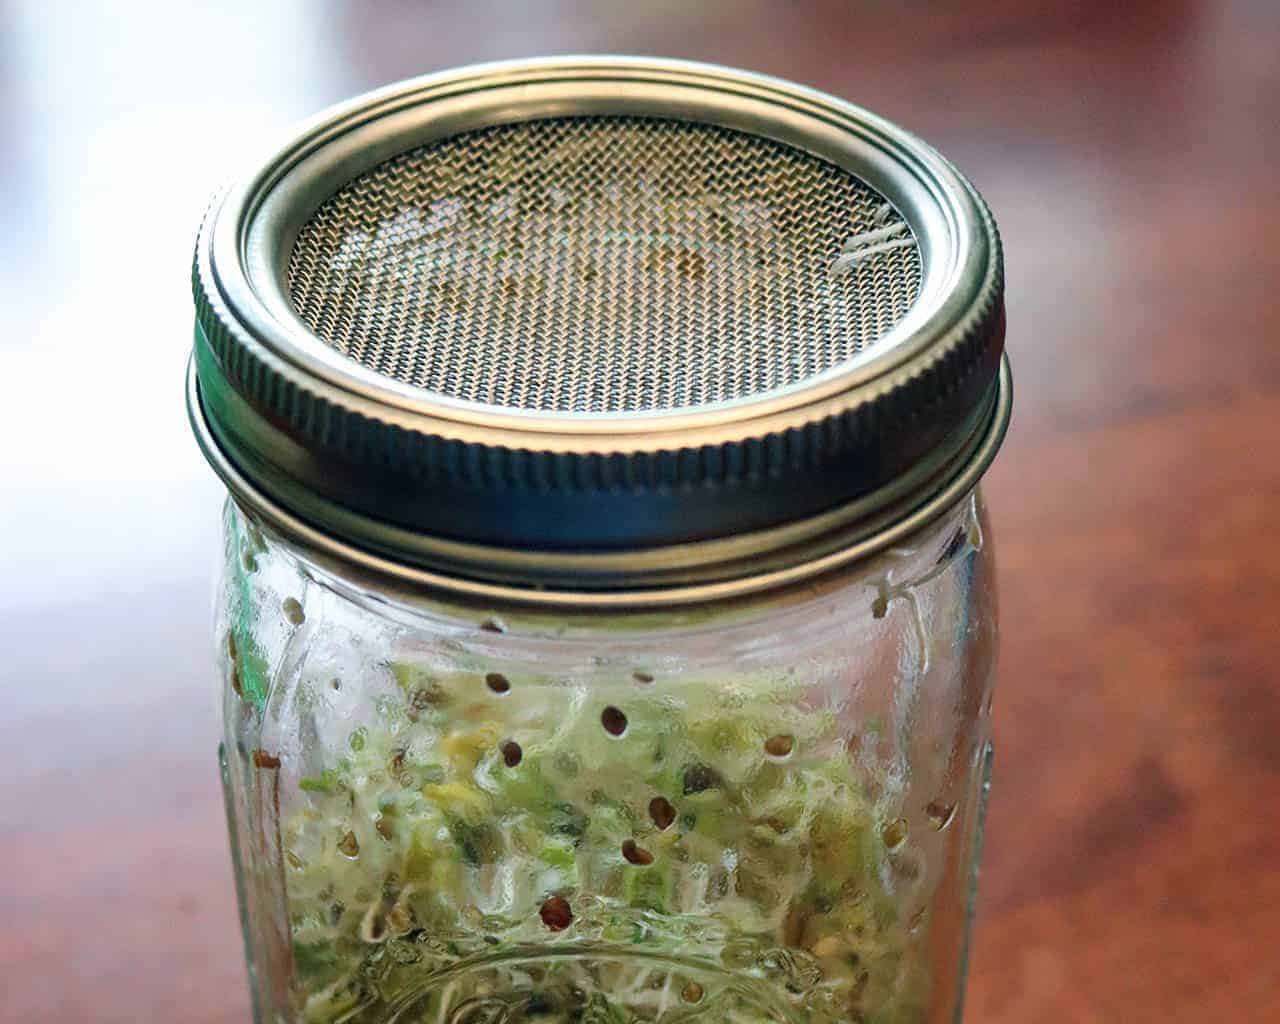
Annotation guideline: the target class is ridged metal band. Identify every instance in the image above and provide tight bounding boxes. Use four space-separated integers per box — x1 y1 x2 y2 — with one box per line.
189 57 1008 591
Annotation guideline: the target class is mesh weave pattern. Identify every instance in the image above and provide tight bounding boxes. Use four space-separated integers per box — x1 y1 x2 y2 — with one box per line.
287 116 921 413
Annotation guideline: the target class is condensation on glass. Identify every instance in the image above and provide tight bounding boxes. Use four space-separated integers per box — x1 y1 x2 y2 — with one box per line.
189 59 1011 1024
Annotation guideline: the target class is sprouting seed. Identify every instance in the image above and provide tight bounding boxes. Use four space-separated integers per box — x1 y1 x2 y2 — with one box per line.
485 672 511 695
926 800 957 831
539 895 573 931
881 818 908 850
621 839 654 866
601 706 628 737
764 734 795 758
282 597 305 625
501 740 523 767
337 831 360 858
649 796 677 831
387 901 414 936
410 683 445 711
252 749 281 770
681 982 704 1004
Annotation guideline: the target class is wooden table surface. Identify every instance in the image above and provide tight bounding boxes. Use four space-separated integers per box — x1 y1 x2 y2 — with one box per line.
2 2 1277 1021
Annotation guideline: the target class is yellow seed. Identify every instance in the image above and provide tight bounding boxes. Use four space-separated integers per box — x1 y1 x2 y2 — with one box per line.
681 981 704 1003
811 935 844 958
881 817 908 850
283 597 305 625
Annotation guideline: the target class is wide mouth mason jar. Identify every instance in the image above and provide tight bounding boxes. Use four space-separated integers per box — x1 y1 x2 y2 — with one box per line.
188 58 1010 1024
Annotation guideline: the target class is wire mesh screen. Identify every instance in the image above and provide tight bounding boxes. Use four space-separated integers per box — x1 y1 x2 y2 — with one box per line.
287 116 921 413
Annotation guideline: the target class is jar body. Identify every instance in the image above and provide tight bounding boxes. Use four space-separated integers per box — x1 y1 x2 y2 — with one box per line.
216 495 998 1024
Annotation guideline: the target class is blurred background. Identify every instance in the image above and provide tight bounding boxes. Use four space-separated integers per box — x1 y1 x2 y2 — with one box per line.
1 1 1277 1021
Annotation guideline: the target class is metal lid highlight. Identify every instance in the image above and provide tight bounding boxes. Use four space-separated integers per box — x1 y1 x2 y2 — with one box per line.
189 57 1007 595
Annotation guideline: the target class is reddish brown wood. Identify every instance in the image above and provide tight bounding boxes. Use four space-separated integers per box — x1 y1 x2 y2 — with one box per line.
1 2 1277 1021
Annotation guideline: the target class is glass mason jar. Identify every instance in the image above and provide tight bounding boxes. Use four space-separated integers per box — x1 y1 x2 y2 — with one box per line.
189 59 1010 1024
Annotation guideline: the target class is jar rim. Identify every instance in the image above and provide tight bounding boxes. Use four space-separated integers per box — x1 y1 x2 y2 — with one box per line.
188 356 1009 609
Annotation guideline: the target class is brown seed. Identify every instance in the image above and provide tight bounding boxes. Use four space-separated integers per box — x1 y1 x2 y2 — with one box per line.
926 800 957 831
241 550 258 573
601 706 628 737
881 817 908 850
485 672 511 694
337 831 360 858
501 740 523 767
649 796 677 830
539 895 573 931
375 816 394 841
764 734 795 758
330 678 341 691
226 631 237 661
682 763 720 795
479 617 506 634
632 671 655 684
252 748 280 770
621 839 654 866
282 597 305 625
681 982 704 1004
230 665 244 698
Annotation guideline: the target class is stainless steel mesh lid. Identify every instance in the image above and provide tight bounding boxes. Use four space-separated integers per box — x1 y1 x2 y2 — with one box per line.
286 116 923 414
189 58 1008 598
